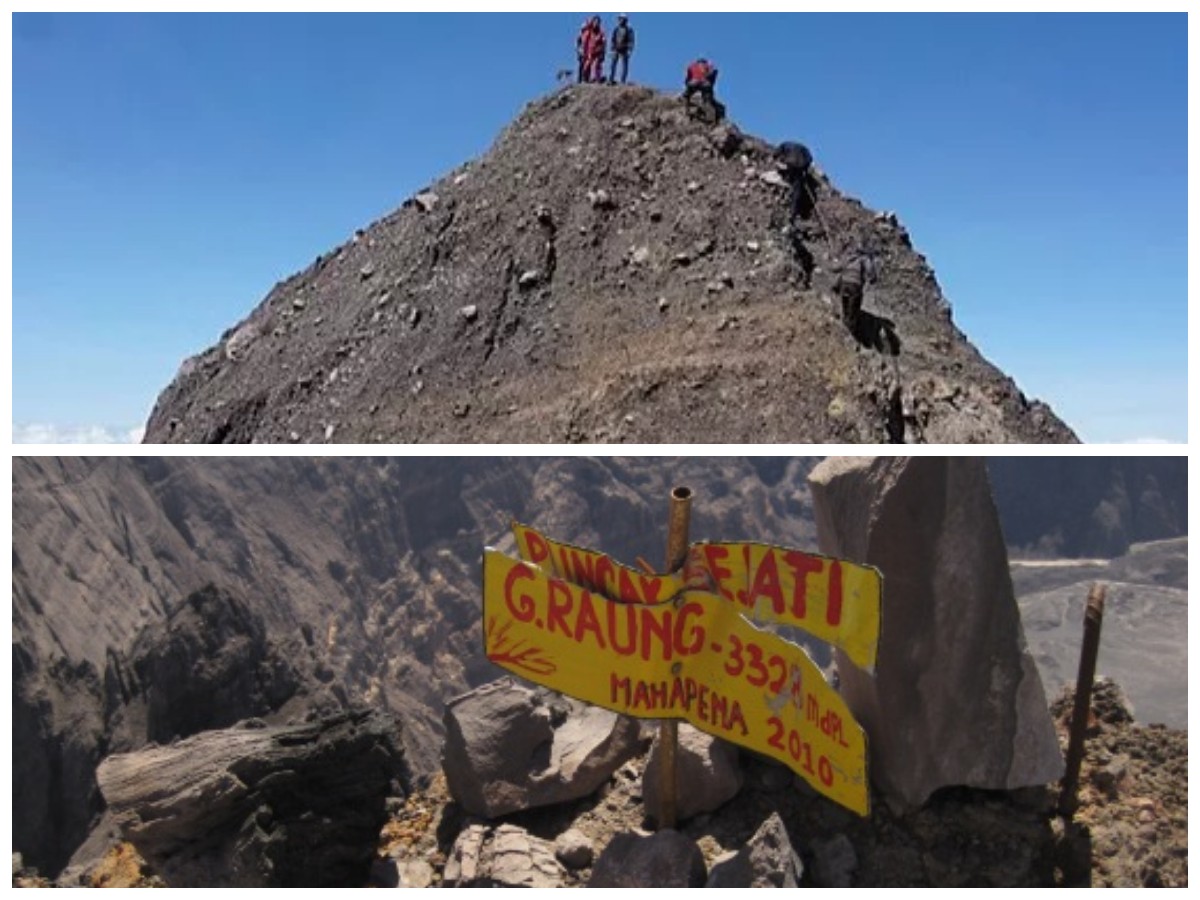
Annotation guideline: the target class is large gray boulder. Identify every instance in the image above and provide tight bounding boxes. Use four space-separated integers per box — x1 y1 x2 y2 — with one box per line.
96 709 408 887
443 823 566 888
588 830 707 888
642 723 743 823
705 812 803 887
442 679 643 818
808 457 1064 812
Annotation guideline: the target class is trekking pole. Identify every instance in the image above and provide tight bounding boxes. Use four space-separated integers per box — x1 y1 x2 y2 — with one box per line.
1058 583 1106 818
657 485 693 831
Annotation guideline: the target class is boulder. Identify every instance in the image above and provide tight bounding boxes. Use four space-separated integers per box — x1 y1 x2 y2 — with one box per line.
810 833 857 887
705 812 803 888
443 823 565 888
442 679 643 818
807 457 1064 812
554 828 594 870
96 709 409 887
588 830 707 888
642 723 742 823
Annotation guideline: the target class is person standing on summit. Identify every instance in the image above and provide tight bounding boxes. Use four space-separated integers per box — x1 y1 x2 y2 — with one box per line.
609 14 635 84
578 17 606 84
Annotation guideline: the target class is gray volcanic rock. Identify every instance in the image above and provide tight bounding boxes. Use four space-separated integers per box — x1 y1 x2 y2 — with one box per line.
808 456 1064 812
642 723 742 823
442 679 643 817
705 812 803 888
96 709 409 887
143 85 1075 445
443 823 566 888
588 830 708 888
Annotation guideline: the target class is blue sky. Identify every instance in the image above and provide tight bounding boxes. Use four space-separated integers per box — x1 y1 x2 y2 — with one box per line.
12 12 1187 443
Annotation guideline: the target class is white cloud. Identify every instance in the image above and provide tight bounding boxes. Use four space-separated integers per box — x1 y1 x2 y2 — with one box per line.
13 423 144 444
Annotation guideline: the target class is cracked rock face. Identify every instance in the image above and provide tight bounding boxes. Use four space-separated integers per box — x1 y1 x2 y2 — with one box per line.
96 709 410 887
808 456 1064 812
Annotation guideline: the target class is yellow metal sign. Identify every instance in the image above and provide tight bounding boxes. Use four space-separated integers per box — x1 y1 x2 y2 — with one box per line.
512 523 881 673
483 548 870 816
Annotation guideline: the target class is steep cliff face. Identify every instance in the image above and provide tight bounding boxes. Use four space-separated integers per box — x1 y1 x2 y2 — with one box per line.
143 85 1075 445
987 458 1187 557
11 456 818 874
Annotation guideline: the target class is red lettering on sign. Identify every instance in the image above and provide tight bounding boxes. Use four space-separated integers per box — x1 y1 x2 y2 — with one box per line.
546 579 573 636
636 574 663 604
617 567 642 603
827 560 843 626
703 545 735 601
504 562 537 623
565 549 596 591
523 530 550 566
674 601 706 655
594 556 616 599
748 549 785 615
783 551 823 620
606 599 637 656
574 590 606 649
641 608 673 661
611 673 631 705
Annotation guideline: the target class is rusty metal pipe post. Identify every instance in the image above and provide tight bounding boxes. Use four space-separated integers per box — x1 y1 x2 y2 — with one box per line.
1058 583 1106 818
657 485 693 831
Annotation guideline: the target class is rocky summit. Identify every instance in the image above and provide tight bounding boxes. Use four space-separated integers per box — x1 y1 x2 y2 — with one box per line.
144 84 1076 444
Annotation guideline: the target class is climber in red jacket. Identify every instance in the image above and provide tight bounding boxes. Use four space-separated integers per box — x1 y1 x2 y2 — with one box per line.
684 58 724 122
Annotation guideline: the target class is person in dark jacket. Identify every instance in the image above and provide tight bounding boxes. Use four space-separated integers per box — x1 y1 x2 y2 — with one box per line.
777 141 814 223
833 244 879 335
609 14 635 84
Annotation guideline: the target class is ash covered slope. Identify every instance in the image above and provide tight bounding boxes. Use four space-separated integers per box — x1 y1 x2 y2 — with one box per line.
144 85 1075 444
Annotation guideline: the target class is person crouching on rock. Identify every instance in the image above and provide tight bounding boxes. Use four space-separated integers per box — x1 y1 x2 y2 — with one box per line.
684 58 723 121
609 14 635 84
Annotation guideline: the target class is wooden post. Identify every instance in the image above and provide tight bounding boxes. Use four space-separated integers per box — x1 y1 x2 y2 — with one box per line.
1058 583 1106 818
658 485 693 831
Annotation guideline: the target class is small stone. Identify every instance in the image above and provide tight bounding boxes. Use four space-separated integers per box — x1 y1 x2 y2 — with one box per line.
720 271 734 287
657 297 669 312
649 210 663 222
292 297 307 311
759 170 787 187
686 180 702 193
587 188 616 210
413 191 439 212
359 264 375 281
412 380 423 395
324 424 335 441
693 237 716 258
746 241 761 253
671 252 692 267
534 205 554 226
409 308 421 327
554 829 594 870
397 858 434 888
460 305 479 321
454 173 469 185
619 117 635 129
376 291 393 307
630 246 651 266
518 270 542 289
453 402 470 418
706 281 724 294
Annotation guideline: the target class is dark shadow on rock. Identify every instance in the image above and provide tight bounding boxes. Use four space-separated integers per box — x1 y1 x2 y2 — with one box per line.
853 310 902 356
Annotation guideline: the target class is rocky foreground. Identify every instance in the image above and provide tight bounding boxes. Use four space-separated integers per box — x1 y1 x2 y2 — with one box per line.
16 678 1184 889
